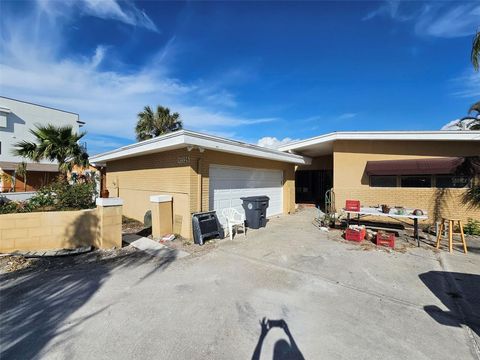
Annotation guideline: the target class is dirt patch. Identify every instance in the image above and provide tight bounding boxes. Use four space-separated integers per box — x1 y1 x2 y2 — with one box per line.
0 255 36 273
0 246 141 275
122 216 146 234
147 234 221 258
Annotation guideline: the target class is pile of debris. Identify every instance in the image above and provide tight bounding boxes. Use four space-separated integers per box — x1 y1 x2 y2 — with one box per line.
0 255 34 273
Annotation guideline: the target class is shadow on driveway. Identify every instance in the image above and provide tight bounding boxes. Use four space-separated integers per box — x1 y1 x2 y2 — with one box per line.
0 249 176 360
252 318 305 360
419 271 480 337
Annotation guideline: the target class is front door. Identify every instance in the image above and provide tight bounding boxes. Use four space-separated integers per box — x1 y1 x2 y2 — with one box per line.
295 170 333 208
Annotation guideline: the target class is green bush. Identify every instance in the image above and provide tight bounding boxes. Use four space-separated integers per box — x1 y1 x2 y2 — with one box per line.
0 179 96 214
33 180 96 210
0 201 23 214
464 218 480 236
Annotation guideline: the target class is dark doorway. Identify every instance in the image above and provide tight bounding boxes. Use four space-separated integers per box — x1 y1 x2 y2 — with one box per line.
295 170 333 208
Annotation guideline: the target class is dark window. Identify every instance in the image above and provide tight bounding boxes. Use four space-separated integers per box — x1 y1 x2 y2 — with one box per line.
400 175 431 188
370 175 397 187
436 175 470 188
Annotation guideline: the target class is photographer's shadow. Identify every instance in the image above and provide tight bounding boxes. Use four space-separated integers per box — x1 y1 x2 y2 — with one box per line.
252 318 305 360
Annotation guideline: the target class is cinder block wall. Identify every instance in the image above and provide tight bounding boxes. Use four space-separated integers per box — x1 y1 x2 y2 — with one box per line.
105 149 192 237
0 205 122 253
105 148 296 239
333 140 480 224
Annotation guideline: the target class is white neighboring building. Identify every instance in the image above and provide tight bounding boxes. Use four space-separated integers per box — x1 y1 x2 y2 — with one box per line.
0 96 84 192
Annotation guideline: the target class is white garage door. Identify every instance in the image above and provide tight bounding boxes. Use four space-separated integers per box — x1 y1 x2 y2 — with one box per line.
209 165 283 226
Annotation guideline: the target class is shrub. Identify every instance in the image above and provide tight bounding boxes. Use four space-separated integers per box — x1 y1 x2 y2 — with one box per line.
32 180 96 211
0 179 96 214
0 201 23 214
464 218 480 236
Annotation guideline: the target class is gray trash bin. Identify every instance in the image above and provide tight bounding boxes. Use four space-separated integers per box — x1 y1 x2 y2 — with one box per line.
241 196 270 229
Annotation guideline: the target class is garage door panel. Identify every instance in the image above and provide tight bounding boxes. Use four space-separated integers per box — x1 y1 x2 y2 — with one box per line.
210 180 280 190
209 165 283 226
211 167 281 181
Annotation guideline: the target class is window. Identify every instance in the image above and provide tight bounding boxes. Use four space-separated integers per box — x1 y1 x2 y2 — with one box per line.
0 112 7 128
370 175 397 187
436 175 470 188
400 175 431 188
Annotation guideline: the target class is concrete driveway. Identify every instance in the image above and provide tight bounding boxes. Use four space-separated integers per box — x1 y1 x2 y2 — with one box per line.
1 209 479 360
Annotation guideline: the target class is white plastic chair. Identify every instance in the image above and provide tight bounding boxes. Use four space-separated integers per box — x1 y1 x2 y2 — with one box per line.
222 208 246 240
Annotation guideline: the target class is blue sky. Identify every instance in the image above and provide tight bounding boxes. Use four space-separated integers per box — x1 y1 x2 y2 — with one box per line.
0 0 479 154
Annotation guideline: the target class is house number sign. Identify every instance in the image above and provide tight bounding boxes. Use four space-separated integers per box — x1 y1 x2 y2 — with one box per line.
177 156 190 164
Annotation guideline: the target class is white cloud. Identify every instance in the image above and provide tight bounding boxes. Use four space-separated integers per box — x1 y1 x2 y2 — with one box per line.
451 71 480 98
0 1 277 152
337 112 357 120
38 0 159 32
415 3 480 38
362 0 413 22
363 1 480 38
84 134 129 154
257 137 297 149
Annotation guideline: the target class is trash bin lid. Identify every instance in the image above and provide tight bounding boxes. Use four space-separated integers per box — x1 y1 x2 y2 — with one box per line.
241 196 270 202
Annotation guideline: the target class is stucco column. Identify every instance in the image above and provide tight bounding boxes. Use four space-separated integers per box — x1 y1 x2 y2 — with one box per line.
96 197 123 249
150 195 173 239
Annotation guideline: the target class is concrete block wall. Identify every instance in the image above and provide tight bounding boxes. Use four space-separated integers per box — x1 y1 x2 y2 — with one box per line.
332 140 480 225
105 148 297 239
105 149 191 238
0 200 123 253
96 203 123 249
334 187 480 225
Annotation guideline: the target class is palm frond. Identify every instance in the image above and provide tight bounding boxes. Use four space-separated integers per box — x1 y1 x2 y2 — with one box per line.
469 101 480 115
12 140 39 160
135 105 183 141
14 124 89 173
472 29 480 71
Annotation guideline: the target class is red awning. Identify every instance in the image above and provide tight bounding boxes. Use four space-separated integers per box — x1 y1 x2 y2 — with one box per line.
365 157 468 176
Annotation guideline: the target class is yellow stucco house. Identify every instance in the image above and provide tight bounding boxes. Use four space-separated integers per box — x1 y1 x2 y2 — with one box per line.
89 130 480 239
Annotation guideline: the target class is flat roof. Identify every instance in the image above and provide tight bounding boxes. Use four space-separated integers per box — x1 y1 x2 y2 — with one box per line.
0 96 80 118
279 130 480 157
89 130 311 165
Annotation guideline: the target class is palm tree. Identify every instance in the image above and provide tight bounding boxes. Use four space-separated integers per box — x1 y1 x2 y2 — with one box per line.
460 156 480 209
464 102 480 130
465 29 480 130
468 28 479 126
15 161 28 192
472 28 480 71
135 105 183 141
462 29 480 209
13 124 89 174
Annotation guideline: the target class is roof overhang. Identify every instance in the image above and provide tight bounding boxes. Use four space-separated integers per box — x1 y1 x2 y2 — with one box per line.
89 130 311 165
0 161 59 172
279 131 480 157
